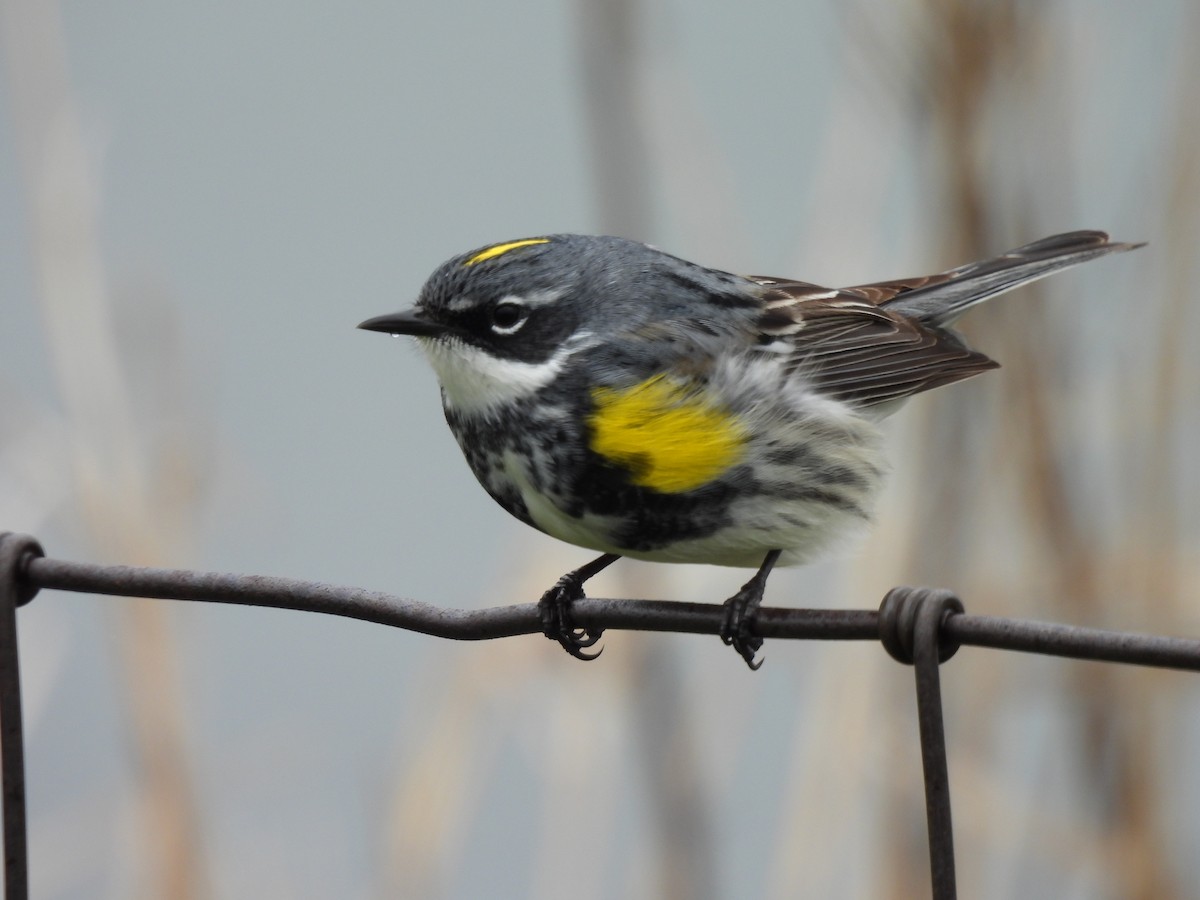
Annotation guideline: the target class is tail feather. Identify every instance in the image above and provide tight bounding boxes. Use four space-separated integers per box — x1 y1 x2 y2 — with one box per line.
880 231 1144 326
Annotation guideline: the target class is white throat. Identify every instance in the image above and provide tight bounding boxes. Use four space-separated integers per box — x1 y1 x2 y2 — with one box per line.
419 335 591 415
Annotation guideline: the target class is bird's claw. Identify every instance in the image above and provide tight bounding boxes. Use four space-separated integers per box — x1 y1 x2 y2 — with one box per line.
721 587 765 670
538 575 604 661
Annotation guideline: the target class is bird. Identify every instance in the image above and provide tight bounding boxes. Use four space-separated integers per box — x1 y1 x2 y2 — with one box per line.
359 231 1142 668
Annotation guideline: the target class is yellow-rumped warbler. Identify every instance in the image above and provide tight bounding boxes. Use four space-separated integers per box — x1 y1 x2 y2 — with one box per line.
360 232 1141 667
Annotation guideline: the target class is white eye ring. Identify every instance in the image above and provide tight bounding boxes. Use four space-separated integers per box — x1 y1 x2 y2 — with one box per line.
490 301 527 335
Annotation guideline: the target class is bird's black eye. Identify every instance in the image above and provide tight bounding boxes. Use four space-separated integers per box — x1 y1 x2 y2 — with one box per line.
490 302 526 333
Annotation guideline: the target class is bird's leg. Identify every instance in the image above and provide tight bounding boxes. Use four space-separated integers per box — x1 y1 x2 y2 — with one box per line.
721 549 782 670
538 553 621 660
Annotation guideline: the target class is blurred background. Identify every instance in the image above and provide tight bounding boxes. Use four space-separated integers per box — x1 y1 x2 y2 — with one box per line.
2 0 1198 897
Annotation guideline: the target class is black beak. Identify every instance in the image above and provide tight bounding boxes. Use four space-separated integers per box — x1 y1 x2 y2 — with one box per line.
357 308 447 337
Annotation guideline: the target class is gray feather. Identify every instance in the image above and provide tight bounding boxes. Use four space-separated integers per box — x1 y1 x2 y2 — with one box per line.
876 231 1144 327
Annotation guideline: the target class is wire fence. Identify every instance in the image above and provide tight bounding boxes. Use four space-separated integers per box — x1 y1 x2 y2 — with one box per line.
3 529 1200 900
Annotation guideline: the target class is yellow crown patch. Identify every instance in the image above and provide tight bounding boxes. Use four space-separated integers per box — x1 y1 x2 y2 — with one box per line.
464 238 551 267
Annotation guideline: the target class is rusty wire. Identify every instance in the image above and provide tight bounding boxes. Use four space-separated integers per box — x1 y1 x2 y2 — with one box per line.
3 531 1200 900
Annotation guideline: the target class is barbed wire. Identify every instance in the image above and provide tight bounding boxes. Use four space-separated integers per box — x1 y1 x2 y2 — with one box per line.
2 530 1199 900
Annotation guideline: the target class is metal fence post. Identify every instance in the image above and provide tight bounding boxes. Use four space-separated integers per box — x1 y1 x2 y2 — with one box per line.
0 533 41 900
881 586 964 900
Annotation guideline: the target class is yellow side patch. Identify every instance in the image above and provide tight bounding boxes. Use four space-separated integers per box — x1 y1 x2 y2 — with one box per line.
588 376 746 493
464 238 551 266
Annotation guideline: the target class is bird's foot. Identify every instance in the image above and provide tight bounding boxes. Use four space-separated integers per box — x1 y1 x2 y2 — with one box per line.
720 583 765 670
538 574 603 660
537 553 619 660
719 549 781 670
